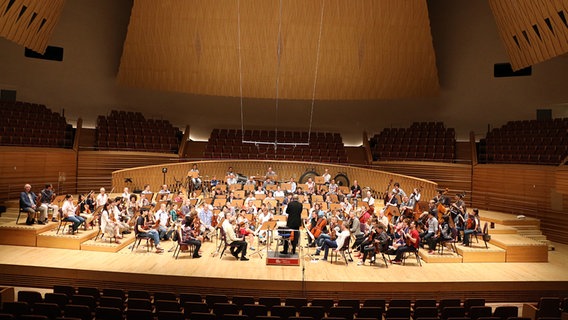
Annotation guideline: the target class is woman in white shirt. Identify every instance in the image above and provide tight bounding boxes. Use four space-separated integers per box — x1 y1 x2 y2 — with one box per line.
61 194 85 233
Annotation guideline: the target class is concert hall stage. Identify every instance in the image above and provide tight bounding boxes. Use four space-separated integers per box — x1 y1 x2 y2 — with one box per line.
0 210 567 303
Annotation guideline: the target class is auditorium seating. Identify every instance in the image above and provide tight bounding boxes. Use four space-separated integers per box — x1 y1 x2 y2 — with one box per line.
370 122 456 162
478 118 568 165
96 110 182 153
204 129 348 163
0 100 74 148
2 285 554 320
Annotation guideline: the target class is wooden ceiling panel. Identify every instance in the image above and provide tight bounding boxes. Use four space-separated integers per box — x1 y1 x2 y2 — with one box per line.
118 0 439 100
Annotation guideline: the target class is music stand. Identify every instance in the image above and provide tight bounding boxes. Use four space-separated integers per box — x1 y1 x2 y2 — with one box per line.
211 217 225 257
301 221 317 261
250 220 276 259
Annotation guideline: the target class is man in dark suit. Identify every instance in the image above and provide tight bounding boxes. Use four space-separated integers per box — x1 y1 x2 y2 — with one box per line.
281 195 302 255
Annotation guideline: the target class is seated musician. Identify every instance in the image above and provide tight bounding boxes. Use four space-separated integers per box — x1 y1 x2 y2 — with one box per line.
349 210 365 249
254 185 266 196
313 215 338 250
226 173 238 186
226 191 237 204
180 199 191 216
256 205 273 239
188 164 202 189
273 185 285 198
39 183 58 223
20 184 47 225
358 223 389 266
327 179 338 195
77 194 95 228
96 187 108 208
172 191 184 203
154 203 172 240
210 176 219 188
317 223 350 261
381 192 400 224
322 168 331 185
135 207 164 253
169 203 182 224
265 166 277 179
391 220 419 264
462 208 480 246
377 209 390 234
141 184 152 195
121 187 131 201
420 211 439 254
450 193 466 229
137 194 150 208
309 203 325 218
288 177 297 194
61 194 85 233
399 196 414 219
263 178 275 190
305 210 319 247
340 197 353 215
244 199 257 214
349 180 362 200
101 202 122 243
111 197 131 234
245 176 256 186
362 190 375 207
436 215 454 250
410 187 421 203
305 177 315 195
158 184 171 199
198 203 216 240
237 209 256 250
433 189 450 206
392 182 407 198
180 215 202 258
221 213 249 261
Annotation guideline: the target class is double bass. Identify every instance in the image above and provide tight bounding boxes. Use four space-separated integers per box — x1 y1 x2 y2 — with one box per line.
383 179 393 206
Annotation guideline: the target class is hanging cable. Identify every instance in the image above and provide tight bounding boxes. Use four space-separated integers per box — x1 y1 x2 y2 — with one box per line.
273 0 283 150
308 0 326 144
237 0 245 142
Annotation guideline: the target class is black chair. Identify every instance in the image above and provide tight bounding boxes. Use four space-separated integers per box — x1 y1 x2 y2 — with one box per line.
299 306 325 320
180 293 203 304
232 296 255 309
95 306 123 320
19 316 48 320
157 310 185 320
0 313 15 320
223 315 249 320
126 308 154 320
43 293 68 309
386 307 411 320
468 307 492 320
99 296 124 311
329 306 355 320
53 286 75 298
270 305 297 320
55 209 75 235
338 299 360 313
358 307 383 320
331 237 353 265
18 291 43 307
184 302 210 317
127 298 153 311
173 228 196 259
131 233 153 252
474 222 490 249
154 292 178 302
285 298 308 311
463 299 485 315
441 307 465 320
77 287 100 301
259 297 281 309
64 304 92 320
214 303 240 318
414 307 439 320
32 302 61 320
363 299 386 310
219 228 242 260
102 288 126 301
438 300 461 313
205 295 229 310
242 304 269 320
401 243 422 266
414 300 437 311
534 297 562 319
493 306 518 320
2 301 31 318
390 300 411 309
310 299 334 313
191 312 217 320
70 295 97 313
155 300 181 312
438 228 458 255
127 290 152 301
289 317 313 320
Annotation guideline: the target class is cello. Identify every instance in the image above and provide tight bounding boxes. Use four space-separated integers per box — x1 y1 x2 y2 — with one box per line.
383 179 393 206
310 216 327 238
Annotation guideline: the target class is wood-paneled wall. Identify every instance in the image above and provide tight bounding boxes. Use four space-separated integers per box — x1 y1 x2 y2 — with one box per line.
472 164 568 244
112 160 438 201
77 151 179 194
0 146 77 201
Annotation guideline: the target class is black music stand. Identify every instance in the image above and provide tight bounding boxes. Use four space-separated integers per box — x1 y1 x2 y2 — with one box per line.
301 223 317 261
250 220 276 259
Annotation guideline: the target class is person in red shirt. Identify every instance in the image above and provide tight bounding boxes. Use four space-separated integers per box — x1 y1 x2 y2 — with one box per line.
391 220 419 264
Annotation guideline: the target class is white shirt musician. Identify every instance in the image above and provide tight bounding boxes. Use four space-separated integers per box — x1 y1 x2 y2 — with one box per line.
322 169 331 185
266 166 277 178
189 164 202 189
96 187 108 208
305 178 315 195
226 173 238 186
362 190 375 207
328 179 338 194
391 182 407 198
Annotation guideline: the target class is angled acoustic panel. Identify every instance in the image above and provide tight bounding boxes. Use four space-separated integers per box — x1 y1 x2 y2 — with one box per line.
0 0 66 54
117 0 439 100
489 0 568 70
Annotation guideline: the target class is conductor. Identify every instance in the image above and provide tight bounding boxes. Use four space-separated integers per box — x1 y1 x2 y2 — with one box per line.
281 194 302 255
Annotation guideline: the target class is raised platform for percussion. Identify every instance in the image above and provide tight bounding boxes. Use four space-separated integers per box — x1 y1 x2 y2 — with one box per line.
0 221 57 246
81 232 136 253
489 234 548 262
456 242 507 263
36 228 99 250
266 250 300 266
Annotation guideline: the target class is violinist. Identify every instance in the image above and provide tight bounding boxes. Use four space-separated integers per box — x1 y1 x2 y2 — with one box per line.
100 202 121 243
433 189 450 206
305 177 315 195
327 179 338 195
348 180 362 201
172 191 184 203
96 187 108 208
137 194 150 208
436 215 454 251
180 215 202 258
135 208 163 253
449 193 466 228
111 197 131 234
317 222 350 261
358 223 389 266
169 203 183 224
391 182 407 198
121 187 131 201
421 211 439 254
362 190 375 209
237 209 256 251
349 210 365 249
399 196 414 219
61 194 85 233
377 209 390 234
221 212 249 261
127 194 139 218
39 184 58 223
77 193 95 228
198 203 215 240
391 220 419 264
462 208 480 246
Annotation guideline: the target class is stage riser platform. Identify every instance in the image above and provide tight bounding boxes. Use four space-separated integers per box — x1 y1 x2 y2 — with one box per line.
489 234 549 262
81 234 136 253
0 222 57 247
37 229 99 250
